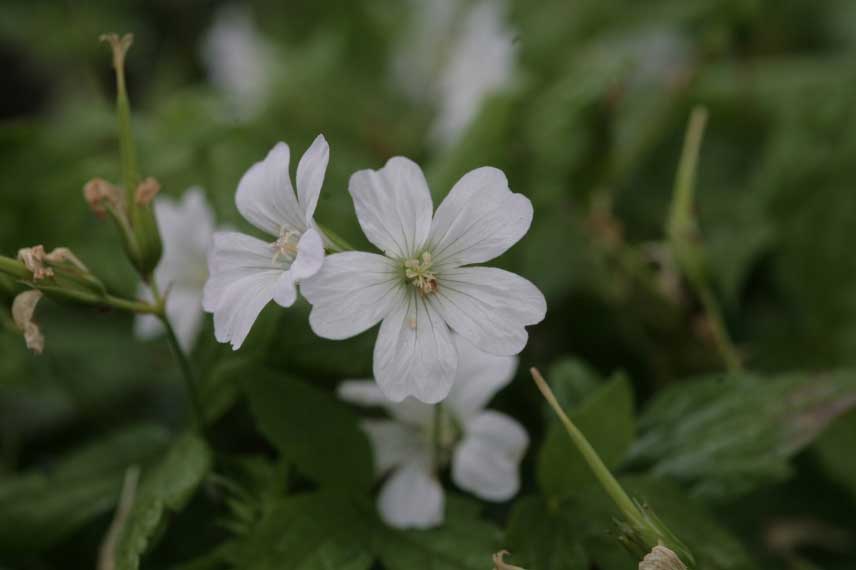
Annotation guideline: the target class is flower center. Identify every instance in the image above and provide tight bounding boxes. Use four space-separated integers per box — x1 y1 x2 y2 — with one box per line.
271 227 300 264
404 252 438 296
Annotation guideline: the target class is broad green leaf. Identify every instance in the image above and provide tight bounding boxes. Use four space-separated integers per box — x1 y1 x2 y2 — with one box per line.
629 370 856 501
114 432 212 570
544 358 603 412
620 476 758 570
505 496 591 570
0 423 168 555
228 492 372 570
373 496 500 570
244 370 373 492
813 409 856 502
537 374 635 500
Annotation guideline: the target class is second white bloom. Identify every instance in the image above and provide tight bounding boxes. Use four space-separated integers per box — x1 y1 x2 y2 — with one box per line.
303 157 546 403
203 135 329 350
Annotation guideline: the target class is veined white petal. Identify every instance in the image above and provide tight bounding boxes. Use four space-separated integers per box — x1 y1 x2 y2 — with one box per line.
452 411 528 501
203 231 281 312
361 419 426 474
166 289 205 352
133 313 162 340
433 266 546 355
296 134 329 223
211 269 280 350
377 461 444 529
272 228 325 307
302 252 402 340
446 335 517 423
152 187 214 291
428 167 533 267
373 291 457 404
339 380 435 428
349 157 433 259
236 142 305 236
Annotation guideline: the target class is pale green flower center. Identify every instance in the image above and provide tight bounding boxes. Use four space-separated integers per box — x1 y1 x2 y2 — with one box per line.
404 251 438 296
271 227 300 264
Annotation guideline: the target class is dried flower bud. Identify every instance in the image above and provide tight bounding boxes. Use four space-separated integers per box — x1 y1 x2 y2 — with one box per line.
17 245 52 280
12 290 44 354
84 178 122 217
492 550 527 570
639 544 688 570
134 177 161 206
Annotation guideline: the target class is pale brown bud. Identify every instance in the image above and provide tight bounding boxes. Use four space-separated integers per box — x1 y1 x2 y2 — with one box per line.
492 550 527 570
84 178 122 217
99 33 134 73
134 177 161 206
639 544 688 570
17 245 52 280
12 290 44 354
44 247 89 273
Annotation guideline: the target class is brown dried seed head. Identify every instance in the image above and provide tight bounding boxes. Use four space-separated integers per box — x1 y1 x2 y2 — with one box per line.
83 178 122 217
12 290 44 354
17 245 52 280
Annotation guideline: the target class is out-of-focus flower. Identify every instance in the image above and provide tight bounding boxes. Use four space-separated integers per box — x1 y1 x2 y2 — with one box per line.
339 335 527 529
201 4 275 119
203 136 328 350
392 0 517 147
12 290 45 354
134 188 216 352
303 157 545 403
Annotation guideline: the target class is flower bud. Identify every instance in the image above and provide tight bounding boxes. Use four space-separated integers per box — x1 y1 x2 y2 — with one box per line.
129 178 163 278
12 290 45 354
83 177 123 218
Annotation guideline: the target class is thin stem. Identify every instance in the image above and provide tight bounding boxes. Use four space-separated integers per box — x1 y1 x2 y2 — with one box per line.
102 294 160 314
530 367 644 528
317 223 355 252
0 255 30 280
160 312 206 432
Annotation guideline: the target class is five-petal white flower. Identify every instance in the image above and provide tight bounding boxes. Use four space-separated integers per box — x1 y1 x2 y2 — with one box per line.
135 188 216 351
203 136 329 350
302 157 546 403
339 334 528 529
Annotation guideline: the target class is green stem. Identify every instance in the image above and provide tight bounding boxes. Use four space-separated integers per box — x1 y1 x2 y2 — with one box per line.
0 256 30 280
531 367 644 528
101 33 139 200
317 223 355 252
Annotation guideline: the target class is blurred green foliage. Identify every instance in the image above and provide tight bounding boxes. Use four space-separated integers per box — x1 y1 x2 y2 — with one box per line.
2 0 856 568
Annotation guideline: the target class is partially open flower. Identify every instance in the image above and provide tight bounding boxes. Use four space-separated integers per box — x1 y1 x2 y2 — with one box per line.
12 290 45 354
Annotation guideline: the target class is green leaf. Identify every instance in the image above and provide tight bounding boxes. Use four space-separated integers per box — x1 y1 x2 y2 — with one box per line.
620 476 758 570
629 370 856 501
373 496 500 570
229 492 373 570
244 369 373 493
505 496 591 570
114 432 212 570
537 373 635 500
0 423 169 555
813 409 856 502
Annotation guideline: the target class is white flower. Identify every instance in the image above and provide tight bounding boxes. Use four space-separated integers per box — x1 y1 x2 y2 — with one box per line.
392 0 517 147
134 188 216 351
201 4 274 118
339 335 528 529
302 157 546 403
202 136 329 350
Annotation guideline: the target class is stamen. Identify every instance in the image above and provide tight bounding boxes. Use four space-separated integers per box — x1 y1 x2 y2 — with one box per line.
271 227 300 264
404 252 438 296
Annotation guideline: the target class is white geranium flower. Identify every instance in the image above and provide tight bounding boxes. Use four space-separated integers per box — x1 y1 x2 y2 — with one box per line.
302 157 546 403
134 188 216 351
202 136 329 350
392 0 517 147
339 335 528 529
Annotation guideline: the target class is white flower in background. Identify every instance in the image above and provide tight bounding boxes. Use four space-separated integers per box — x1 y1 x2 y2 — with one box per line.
134 188 216 351
302 157 546 403
203 136 328 350
201 3 274 118
392 0 517 147
339 335 527 529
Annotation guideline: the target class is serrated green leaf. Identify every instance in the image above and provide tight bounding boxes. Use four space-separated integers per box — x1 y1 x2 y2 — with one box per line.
537 374 635 500
373 496 500 570
114 432 212 570
244 369 373 492
0 423 169 555
629 370 856 501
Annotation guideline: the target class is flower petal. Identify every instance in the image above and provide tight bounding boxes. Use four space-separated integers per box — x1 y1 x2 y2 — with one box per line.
339 380 435 428
378 461 444 529
374 291 457 403
272 228 325 307
452 411 528 501
360 419 426 474
433 266 546 355
236 142 305 236
296 134 329 223
446 335 517 422
428 167 533 267
349 156 433 259
166 289 205 352
302 252 402 340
